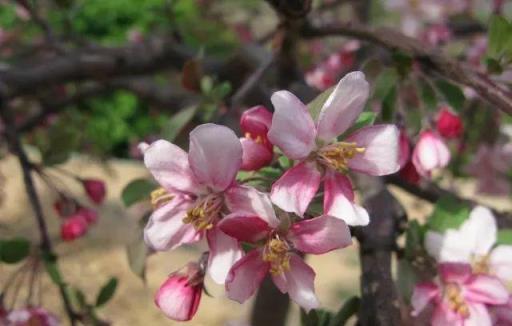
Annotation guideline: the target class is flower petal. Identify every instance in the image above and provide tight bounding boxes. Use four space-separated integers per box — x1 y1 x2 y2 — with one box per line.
464 206 497 256
323 172 369 226
288 215 352 254
189 123 242 191
465 275 509 305
225 185 279 228
143 139 201 194
411 282 439 316
438 263 472 284
225 249 269 303
207 228 244 284
240 138 273 171
464 303 492 326
144 198 201 251
316 71 370 141
218 213 273 243
271 254 320 312
424 230 472 263
346 124 400 176
432 304 464 326
270 161 321 217
267 91 316 160
489 245 512 282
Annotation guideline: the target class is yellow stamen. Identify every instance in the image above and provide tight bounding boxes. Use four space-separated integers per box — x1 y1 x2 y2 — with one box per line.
317 142 365 173
471 255 490 275
262 237 291 276
444 283 470 318
150 187 174 208
183 194 222 231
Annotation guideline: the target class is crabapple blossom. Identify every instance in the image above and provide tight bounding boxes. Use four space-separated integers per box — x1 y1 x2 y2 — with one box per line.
5 307 59 326
219 187 352 311
60 215 88 241
267 71 400 225
82 178 106 204
412 130 450 177
239 105 274 171
436 106 463 139
425 206 512 284
412 263 508 326
141 123 246 283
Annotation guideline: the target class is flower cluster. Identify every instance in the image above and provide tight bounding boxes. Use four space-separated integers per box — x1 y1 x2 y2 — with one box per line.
413 206 512 325
140 72 401 321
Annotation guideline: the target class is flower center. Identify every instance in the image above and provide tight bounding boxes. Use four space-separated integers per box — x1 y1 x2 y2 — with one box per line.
444 283 470 318
150 187 174 208
262 236 291 276
471 255 490 275
317 142 365 173
183 194 223 231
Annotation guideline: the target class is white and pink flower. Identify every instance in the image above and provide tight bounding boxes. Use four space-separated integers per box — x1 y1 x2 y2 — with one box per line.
267 71 400 225
412 130 450 177
141 123 246 284
219 187 352 311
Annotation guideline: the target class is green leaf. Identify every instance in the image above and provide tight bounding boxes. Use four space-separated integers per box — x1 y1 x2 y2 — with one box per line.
419 80 437 110
329 296 360 326
381 86 397 122
392 52 413 78
162 105 198 142
258 166 283 180
352 112 377 130
301 308 333 326
126 228 148 281
95 277 118 307
404 220 425 259
427 196 471 232
121 179 157 207
435 80 465 111
0 238 30 264
43 254 64 286
397 259 417 301
486 57 503 74
497 229 512 245
72 288 87 309
307 86 335 121
278 156 292 170
488 15 512 58
373 68 398 100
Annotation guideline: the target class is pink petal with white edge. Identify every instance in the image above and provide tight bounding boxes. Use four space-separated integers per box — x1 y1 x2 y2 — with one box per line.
465 275 509 305
490 245 512 282
271 254 320 312
288 215 352 254
207 228 244 284
465 303 492 326
316 71 370 141
438 263 472 284
346 124 400 176
240 138 273 171
143 140 202 194
225 249 269 303
225 185 279 228
412 130 450 177
323 171 369 226
464 206 497 256
411 282 439 316
270 161 321 217
144 198 201 251
189 123 242 192
267 91 316 160
218 213 273 243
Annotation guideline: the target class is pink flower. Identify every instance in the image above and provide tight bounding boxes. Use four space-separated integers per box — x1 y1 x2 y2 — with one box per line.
412 263 508 326
425 206 512 284
436 106 463 139
466 144 512 196
412 130 450 177
155 262 204 322
492 296 512 325
82 178 106 204
6 307 59 326
141 123 245 283
219 187 352 311
76 207 98 225
239 106 273 171
60 215 88 241
267 71 400 224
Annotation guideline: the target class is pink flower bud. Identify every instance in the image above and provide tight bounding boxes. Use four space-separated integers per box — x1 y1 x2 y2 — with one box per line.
53 198 76 217
60 215 88 242
436 106 463 139
155 263 204 321
76 207 98 225
398 129 411 168
399 161 420 184
412 130 451 177
82 179 106 204
240 137 273 171
240 106 273 137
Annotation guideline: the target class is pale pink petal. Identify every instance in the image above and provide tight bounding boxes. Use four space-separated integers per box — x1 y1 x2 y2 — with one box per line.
143 140 202 194
189 123 242 191
464 206 497 256
438 263 472 284
316 71 370 141
492 297 512 325
225 185 279 228
240 138 273 171
270 161 321 217
218 213 273 243
271 254 319 312
288 215 352 254
207 228 244 284
411 282 439 316
432 304 464 326
144 198 201 251
346 124 400 176
323 172 369 226
267 91 316 160
490 246 512 282
424 230 472 263
398 129 411 168
464 303 492 326
465 275 509 305
225 249 269 303
412 130 450 177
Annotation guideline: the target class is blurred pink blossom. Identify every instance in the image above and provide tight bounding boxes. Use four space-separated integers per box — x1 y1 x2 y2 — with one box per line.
6 307 59 326
412 130 450 177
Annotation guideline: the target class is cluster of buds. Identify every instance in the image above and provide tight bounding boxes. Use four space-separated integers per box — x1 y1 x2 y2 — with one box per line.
414 206 512 324
140 72 401 320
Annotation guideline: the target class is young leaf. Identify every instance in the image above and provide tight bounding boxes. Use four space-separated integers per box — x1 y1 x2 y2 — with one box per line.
381 86 397 122
95 277 118 307
488 15 511 58
0 238 30 264
496 229 512 245
419 80 437 110
427 196 470 232
162 106 198 142
435 80 465 111
121 179 157 207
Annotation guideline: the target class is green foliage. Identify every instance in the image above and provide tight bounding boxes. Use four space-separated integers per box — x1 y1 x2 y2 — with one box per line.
300 297 360 326
0 238 30 264
488 15 512 60
307 86 334 120
435 80 465 111
496 229 512 245
121 179 157 207
95 277 118 307
427 196 471 232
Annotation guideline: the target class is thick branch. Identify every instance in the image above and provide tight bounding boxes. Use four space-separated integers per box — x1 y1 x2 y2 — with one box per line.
302 22 512 115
